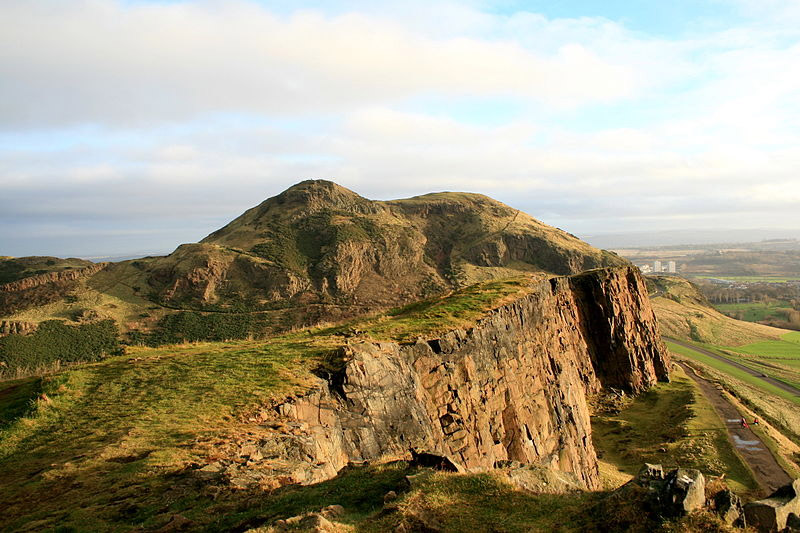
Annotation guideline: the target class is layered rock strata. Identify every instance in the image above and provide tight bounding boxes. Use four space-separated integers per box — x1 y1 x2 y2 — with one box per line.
0 263 107 292
213 267 668 492
0 263 109 316
0 320 37 337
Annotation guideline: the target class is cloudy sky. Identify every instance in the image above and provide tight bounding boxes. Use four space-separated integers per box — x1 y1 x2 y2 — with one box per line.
2 0 800 257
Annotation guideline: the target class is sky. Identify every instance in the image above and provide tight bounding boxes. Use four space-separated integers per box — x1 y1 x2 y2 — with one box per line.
2 0 800 257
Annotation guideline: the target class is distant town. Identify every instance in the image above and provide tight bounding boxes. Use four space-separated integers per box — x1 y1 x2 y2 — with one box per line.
638 260 677 274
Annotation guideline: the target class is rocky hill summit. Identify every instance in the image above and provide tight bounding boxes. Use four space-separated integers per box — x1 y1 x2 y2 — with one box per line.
2 180 627 343
140 180 626 311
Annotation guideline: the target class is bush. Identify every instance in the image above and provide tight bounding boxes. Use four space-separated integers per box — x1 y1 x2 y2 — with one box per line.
0 320 121 372
128 312 276 346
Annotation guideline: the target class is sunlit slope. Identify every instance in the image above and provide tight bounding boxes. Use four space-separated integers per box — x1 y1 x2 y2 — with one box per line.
648 275 787 345
1 180 626 341
0 278 530 531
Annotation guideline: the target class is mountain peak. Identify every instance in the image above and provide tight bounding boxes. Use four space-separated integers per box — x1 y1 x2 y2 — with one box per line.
272 179 369 211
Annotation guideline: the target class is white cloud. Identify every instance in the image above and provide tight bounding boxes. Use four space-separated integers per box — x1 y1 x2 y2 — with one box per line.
2 0 800 255
0 0 641 129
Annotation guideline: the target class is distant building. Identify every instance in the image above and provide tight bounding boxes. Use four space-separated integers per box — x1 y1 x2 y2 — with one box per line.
653 260 662 273
667 261 676 273
639 264 653 273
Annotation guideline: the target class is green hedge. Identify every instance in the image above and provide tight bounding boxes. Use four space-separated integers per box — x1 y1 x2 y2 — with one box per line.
129 312 275 346
0 320 121 371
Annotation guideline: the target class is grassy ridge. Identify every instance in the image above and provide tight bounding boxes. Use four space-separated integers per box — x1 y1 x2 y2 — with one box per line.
0 276 532 531
649 275 787 346
0 256 93 285
330 277 529 342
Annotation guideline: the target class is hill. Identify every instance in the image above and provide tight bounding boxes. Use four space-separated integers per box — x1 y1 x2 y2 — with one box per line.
0 256 95 286
0 266 669 531
647 275 787 346
0 180 626 359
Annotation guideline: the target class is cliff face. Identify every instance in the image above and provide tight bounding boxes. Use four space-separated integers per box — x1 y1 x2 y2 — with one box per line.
0 263 108 316
0 320 36 336
213 267 668 492
0 263 107 293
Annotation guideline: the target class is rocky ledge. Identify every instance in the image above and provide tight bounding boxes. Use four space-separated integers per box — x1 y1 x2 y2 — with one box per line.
201 266 669 492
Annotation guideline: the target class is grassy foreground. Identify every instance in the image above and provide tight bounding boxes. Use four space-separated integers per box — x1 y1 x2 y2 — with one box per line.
592 365 759 496
0 277 531 531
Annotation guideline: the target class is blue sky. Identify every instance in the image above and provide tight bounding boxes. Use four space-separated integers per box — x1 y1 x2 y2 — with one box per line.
2 0 800 257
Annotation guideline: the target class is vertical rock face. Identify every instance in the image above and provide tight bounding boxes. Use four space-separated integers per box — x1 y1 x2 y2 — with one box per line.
0 263 107 292
0 320 37 336
238 267 668 491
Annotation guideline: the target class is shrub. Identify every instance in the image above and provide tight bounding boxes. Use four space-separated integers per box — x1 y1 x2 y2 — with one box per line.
0 320 121 374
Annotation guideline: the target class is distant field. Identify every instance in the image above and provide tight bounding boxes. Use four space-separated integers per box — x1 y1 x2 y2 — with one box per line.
727 332 800 358
695 275 800 283
664 341 800 404
716 301 794 323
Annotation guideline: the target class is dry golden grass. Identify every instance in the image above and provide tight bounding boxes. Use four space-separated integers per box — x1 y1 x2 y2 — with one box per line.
650 276 786 346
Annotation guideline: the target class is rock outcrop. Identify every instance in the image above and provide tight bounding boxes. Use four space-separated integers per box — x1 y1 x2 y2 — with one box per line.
0 263 107 292
0 320 37 337
745 479 800 532
208 266 668 491
0 263 108 316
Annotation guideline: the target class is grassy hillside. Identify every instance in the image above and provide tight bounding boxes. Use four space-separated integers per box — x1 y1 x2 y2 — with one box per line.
0 180 626 345
648 275 787 345
0 256 94 286
0 277 532 531
592 364 759 496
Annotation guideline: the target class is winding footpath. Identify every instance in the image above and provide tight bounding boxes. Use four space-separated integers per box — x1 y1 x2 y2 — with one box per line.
677 361 792 493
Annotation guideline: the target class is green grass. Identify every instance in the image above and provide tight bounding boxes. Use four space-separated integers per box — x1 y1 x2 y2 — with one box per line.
319 277 530 342
0 336 335 531
0 319 120 377
696 275 800 283
715 301 794 322
0 276 533 531
362 470 600 532
592 365 759 495
727 338 800 358
665 341 800 404
360 467 732 533
207 461 413 530
0 377 42 428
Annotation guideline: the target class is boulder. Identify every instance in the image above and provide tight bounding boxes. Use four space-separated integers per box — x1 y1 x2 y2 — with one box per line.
498 462 583 494
665 468 705 514
714 489 745 527
320 505 345 520
744 479 800 532
637 463 665 483
631 465 705 517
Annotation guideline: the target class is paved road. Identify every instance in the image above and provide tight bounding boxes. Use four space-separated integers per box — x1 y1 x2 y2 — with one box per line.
665 337 800 397
678 362 792 493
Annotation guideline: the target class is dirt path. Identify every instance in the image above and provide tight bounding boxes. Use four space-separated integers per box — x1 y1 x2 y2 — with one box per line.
678 361 792 492
667 337 800 397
